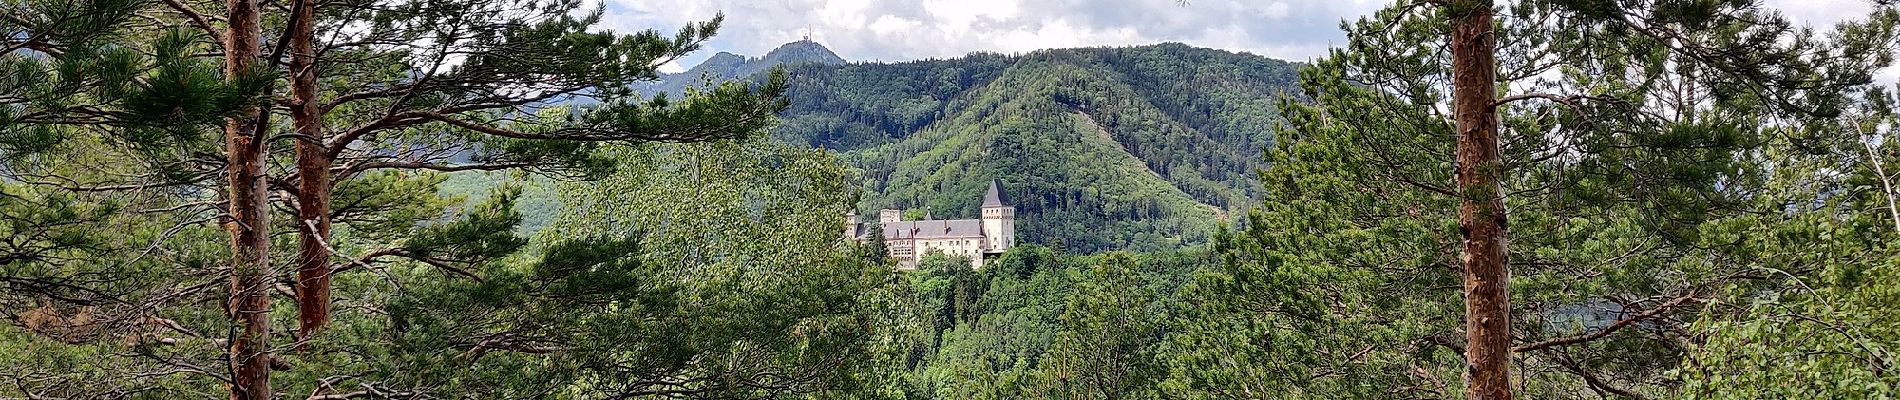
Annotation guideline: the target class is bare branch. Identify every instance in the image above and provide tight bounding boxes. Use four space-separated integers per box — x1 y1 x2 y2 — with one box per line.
1515 295 1697 352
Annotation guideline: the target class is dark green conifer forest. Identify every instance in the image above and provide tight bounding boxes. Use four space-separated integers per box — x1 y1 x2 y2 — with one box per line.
5 0 1900 399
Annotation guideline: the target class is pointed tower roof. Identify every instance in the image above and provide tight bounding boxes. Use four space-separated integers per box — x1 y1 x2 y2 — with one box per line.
982 180 1007 207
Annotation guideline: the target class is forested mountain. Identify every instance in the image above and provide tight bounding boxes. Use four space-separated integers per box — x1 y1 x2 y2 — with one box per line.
699 42 1302 252
451 42 1298 252
12 0 1900 399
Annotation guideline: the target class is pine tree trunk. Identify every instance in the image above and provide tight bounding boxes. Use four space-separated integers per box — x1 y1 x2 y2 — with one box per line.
1448 1 1512 399
223 0 271 395
289 0 333 343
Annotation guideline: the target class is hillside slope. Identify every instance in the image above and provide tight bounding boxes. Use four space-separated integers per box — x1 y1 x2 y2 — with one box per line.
502 42 1302 252
767 43 1301 252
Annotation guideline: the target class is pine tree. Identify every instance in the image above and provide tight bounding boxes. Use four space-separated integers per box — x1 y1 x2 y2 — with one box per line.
1674 83 1900 398
1175 1 1900 398
4 0 273 396
1443 2 1510 397
1039 253 1157 399
5 0 788 396
367 140 897 397
277 0 787 342
219 0 272 396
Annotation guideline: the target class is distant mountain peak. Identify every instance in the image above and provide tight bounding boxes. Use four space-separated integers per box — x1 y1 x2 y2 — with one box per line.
760 40 846 66
637 40 847 98
685 40 843 74
697 52 746 71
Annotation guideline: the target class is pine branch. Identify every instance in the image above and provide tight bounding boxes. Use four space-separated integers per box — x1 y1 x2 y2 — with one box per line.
157 0 223 50
1515 294 1698 352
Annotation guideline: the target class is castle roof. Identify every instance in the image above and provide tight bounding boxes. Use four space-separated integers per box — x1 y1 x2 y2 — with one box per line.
882 219 985 240
982 180 1007 207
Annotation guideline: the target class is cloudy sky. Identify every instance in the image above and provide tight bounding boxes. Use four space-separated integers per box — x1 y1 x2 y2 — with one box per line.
600 0 1891 81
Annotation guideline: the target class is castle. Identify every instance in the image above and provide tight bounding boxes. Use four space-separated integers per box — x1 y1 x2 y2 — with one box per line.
846 180 1016 270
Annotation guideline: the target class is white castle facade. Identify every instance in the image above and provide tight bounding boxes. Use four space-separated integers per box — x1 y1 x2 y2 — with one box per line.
846 180 1016 270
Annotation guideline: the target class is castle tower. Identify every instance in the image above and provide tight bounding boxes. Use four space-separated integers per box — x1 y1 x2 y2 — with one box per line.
878 209 902 224
844 211 860 240
980 180 1015 253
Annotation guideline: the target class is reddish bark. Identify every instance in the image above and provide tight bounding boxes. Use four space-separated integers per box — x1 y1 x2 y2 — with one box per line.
288 0 333 343
1448 1 1513 399
222 0 271 395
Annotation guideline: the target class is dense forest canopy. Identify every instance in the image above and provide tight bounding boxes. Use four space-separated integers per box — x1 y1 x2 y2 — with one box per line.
4 0 1900 399
473 40 1303 253
797 44 1297 253
636 41 1303 253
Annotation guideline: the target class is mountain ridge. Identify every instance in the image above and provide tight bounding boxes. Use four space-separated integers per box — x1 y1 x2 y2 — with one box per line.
636 40 845 97
645 40 1301 252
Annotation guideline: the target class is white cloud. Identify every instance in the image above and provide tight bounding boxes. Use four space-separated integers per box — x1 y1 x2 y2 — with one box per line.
600 0 1894 85
868 15 925 36
816 0 874 29
1766 0 1869 28
1761 0 1900 85
600 0 1382 67
992 19 1147 53
1264 1 1291 19
657 60 687 74
923 0 1022 27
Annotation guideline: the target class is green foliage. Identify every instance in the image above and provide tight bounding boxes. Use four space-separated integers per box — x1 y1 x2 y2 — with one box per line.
818 46 1294 253
0 4 259 392
886 245 1210 400
0 140 233 396
402 185 529 262
1674 87 1900 398
1676 227 1900 399
1 2 268 168
722 43 1298 253
454 42 1303 254
436 172 564 234
1150 1 1900 399
406 139 901 397
1038 253 1160 399
332 171 458 240
6 0 1900 398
